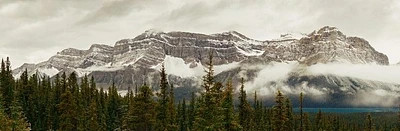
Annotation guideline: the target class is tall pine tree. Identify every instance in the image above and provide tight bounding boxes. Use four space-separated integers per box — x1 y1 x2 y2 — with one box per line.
128 84 156 131
238 78 252 130
58 90 78 131
222 79 241 131
155 64 171 131
273 90 288 131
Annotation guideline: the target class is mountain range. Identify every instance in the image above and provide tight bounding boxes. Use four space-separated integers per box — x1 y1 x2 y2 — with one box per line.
13 26 399 107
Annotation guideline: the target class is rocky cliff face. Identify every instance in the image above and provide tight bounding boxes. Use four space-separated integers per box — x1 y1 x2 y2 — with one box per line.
262 26 388 65
13 26 396 107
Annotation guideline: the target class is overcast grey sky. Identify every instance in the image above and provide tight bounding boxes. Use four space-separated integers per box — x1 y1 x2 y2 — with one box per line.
1 0 400 68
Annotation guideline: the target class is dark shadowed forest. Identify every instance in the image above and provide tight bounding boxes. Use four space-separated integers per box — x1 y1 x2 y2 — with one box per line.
0 56 399 131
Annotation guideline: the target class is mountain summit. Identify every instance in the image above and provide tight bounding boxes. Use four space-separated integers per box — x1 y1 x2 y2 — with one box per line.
12 26 395 107
14 26 388 83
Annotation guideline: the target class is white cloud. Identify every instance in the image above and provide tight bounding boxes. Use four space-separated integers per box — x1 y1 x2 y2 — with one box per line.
308 63 400 84
241 62 400 106
350 89 398 107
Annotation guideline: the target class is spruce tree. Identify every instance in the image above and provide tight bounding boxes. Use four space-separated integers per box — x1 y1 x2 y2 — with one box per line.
179 98 187 131
80 75 91 131
58 90 78 131
88 99 99 131
285 97 294 130
52 74 62 130
61 72 67 93
129 84 156 131
97 88 107 131
0 102 12 131
155 64 170 131
106 82 121 131
222 79 241 131
17 69 29 118
17 69 33 127
299 92 304 131
238 78 252 130
303 113 311 131
177 100 182 130
188 92 196 131
167 84 178 130
194 51 224 130
68 72 86 131
32 76 52 130
253 91 266 130
0 57 15 115
273 90 288 131
9 99 30 131
315 109 323 130
365 113 374 131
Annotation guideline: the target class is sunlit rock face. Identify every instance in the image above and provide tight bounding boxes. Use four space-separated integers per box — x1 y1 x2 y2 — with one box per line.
13 26 397 107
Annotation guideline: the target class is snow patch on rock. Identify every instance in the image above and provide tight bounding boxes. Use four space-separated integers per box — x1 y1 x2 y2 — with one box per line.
38 67 60 77
152 55 242 78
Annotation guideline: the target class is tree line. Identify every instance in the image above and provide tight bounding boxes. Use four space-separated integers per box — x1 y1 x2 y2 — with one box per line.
0 56 399 131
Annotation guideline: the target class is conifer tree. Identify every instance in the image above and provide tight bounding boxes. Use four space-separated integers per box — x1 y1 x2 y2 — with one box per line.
315 109 323 130
90 76 97 98
61 72 67 93
188 92 196 130
238 78 252 130
0 58 15 115
303 113 311 131
332 116 340 131
167 84 178 130
17 69 29 116
27 74 39 128
155 64 170 130
299 92 304 131
273 90 288 131
45 77 53 130
177 100 182 130
0 71 12 131
16 69 32 126
9 99 30 131
179 98 187 131
253 91 268 130
32 76 52 130
58 90 78 131
0 102 12 131
365 113 374 131
129 84 156 131
222 79 241 131
52 74 62 130
97 87 107 131
69 72 86 131
203 52 214 94
194 51 224 130
88 99 99 131
68 72 79 95
107 82 121 131
252 91 259 130
80 75 90 130
285 97 294 130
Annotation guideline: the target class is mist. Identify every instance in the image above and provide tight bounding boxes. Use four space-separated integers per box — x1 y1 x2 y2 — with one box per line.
241 62 400 107
308 63 400 84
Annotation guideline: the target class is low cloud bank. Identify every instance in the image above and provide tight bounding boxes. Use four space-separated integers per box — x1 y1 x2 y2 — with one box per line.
241 62 400 107
308 63 400 84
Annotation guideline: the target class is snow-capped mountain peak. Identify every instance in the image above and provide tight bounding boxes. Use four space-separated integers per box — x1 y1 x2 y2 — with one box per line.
13 26 389 91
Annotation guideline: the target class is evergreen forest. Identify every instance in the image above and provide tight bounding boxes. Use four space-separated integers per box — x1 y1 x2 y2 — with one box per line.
0 56 399 131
